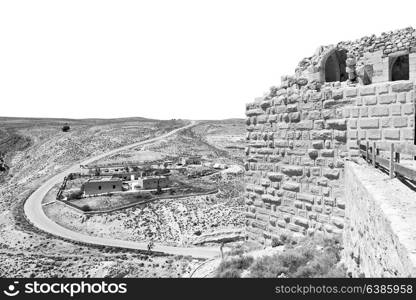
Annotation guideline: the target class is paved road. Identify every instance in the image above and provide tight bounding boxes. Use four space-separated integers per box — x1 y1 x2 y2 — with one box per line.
24 121 220 259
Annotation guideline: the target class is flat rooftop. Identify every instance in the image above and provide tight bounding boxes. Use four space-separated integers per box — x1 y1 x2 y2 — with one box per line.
86 177 122 183
140 176 168 179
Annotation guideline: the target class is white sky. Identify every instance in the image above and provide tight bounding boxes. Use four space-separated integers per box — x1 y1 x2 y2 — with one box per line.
1 0 415 120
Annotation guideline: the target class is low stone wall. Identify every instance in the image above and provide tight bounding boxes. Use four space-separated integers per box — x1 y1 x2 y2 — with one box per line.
343 161 416 277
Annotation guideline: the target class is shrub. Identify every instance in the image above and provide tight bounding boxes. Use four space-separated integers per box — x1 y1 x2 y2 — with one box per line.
216 269 241 278
228 244 245 257
81 205 91 212
272 233 298 248
249 254 287 278
67 190 83 200
215 255 254 278
249 236 346 278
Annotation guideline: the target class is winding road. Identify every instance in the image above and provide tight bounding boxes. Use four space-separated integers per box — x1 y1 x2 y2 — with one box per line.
24 121 220 259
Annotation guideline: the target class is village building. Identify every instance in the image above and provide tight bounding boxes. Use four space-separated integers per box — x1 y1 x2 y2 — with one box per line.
180 155 202 165
136 176 169 190
81 177 123 195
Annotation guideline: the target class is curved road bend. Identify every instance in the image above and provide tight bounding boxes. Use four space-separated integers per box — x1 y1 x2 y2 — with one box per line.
24 121 220 259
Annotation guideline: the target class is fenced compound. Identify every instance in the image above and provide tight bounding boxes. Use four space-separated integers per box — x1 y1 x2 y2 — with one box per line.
357 140 416 182
56 172 96 200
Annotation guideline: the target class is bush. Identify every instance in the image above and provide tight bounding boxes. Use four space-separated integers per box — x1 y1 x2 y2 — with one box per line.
81 205 91 212
272 233 297 248
249 236 346 278
67 190 83 200
228 244 245 256
215 255 254 278
216 269 242 278
62 125 70 132
271 237 281 248
249 255 288 278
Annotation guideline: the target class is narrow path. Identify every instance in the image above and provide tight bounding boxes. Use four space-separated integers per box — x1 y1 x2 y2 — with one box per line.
24 120 220 259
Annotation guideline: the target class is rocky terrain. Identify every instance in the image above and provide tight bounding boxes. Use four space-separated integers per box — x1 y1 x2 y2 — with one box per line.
0 117 245 277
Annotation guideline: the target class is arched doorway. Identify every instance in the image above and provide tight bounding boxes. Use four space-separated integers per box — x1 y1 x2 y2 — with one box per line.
390 54 409 81
324 49 348 82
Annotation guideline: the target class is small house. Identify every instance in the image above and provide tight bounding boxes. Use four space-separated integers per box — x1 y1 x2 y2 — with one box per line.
81 177 123 196
180 155 202 165
136 176 169 190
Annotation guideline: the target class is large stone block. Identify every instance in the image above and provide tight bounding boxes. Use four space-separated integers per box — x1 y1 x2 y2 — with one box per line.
321 149 335 157
268 172 284 182
286 104 298 113
344 87 358 98
296 120 314 130
348 119 358 129
260 100 272 109
282 182 301 192
360 85 376 96
392 117 408 128
281 166 303 176
367 129 381 140
256 115 268 124
363 96 377 105
297 193 315 204
293 216 309 228
322 168 340 180
391 104 401 116
289 112 301 122
348 130 358 140
376 84 390 95
378 94 396 104
370 106 389 117
334 130 347 142
325 119 347 130
401 128 414 140
311 130 333 140
360 107 368 117
312 140 324 149
383 129 400 140
397 92 406 104
359 118 379 129
391 81 413 93
308 110 321 120
403 103 414 115
246 108 263 116
287 223 305 233
261 194 281 204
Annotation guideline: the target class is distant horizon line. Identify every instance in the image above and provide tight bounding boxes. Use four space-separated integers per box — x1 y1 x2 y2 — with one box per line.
0 115 245 121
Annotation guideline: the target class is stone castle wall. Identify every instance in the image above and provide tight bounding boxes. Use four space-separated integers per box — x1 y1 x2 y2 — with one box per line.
245 79 415 243
244 26 416 277
245 81 349 242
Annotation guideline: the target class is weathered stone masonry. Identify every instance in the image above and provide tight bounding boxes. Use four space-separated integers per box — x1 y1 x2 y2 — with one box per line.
244 27 416 247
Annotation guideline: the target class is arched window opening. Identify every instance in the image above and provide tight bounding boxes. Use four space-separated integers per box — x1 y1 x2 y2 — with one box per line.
390 54 409 81
324 50 348 82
